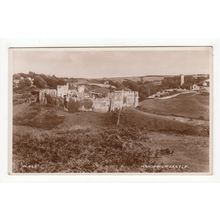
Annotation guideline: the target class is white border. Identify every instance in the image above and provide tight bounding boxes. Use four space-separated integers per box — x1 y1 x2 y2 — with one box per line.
1 39 220 182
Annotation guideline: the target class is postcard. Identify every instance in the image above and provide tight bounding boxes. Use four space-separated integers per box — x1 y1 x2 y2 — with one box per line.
9 46 212 174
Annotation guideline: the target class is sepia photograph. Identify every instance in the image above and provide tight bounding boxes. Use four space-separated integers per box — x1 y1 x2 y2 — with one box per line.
9 46 212 174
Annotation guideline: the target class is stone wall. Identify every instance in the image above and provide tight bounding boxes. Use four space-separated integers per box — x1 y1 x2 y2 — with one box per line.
109 91 139 111
109 91 123 111
57 84 85 99
57 84 68 97
39 89 57 104
92 97 110 112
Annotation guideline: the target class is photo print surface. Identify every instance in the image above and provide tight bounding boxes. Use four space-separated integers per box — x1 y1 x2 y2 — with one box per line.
10 46 212 174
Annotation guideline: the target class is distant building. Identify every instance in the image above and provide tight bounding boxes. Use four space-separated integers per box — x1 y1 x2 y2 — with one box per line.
202 79 210 87
192 84 200 91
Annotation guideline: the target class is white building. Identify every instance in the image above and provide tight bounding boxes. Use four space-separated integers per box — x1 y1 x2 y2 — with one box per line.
192 84 200 91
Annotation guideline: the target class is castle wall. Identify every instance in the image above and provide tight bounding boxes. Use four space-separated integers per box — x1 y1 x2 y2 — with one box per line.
39 89 57 104
109 91 139 111
109 91 123 111
92 97 110 112
57 84 68 97
40 83 139 112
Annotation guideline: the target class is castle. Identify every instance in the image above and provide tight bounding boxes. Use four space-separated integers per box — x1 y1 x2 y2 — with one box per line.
39 83 139 113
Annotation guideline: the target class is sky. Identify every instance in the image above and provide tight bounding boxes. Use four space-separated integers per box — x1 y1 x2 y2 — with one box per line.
10 47 212 78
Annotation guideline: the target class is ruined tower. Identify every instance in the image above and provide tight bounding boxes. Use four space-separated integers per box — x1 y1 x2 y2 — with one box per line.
180 74 184 86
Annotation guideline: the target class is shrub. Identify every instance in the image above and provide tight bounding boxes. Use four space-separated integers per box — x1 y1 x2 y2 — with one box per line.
46 94 56 105
13 127 159 173
33 75 47 88
68 99 80 113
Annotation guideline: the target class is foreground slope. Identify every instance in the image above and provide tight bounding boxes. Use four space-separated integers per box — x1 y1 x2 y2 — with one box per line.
12 102 209 173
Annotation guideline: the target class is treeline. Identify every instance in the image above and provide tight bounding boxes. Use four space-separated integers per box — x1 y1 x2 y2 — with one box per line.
107 75 208 100
33 74 66 89
180 76 207 89
14 72 208 100
13 72 66 90
107 80 160 101
161 75 207 89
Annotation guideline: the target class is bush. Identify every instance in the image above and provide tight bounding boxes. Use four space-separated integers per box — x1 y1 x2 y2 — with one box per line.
13 127 158 173
33 76 47 88
46 94 56 105
68 99 80 113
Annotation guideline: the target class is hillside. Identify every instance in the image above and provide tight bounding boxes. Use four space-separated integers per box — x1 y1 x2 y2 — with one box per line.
139 93 209 120
98 75 165 82
13 104 209 173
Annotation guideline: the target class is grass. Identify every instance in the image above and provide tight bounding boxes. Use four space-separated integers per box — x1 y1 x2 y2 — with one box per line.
117 108 209 136
139 93 209 120
12 97 210 173
12 127 209 173
13 128 188 173
13 92 31 105
13 127 157 173
14 104 64 130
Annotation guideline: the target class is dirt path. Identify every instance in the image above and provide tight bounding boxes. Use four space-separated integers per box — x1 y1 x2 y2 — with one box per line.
158 91 196 100
135 108 209 127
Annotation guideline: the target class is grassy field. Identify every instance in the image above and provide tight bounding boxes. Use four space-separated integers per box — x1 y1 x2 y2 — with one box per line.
118 108 208 136
139 93 209 120
12 100 210 173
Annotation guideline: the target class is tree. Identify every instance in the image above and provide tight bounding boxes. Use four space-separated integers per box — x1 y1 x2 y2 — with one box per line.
33 76 47 88
45 76 59 88
122 80 139 91
68 99 80 113
17 78 31 88
108 80 124 90
28 71 36 78
161 76 181 89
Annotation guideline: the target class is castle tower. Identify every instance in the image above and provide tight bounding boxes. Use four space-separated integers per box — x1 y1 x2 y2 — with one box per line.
180 74 184 86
